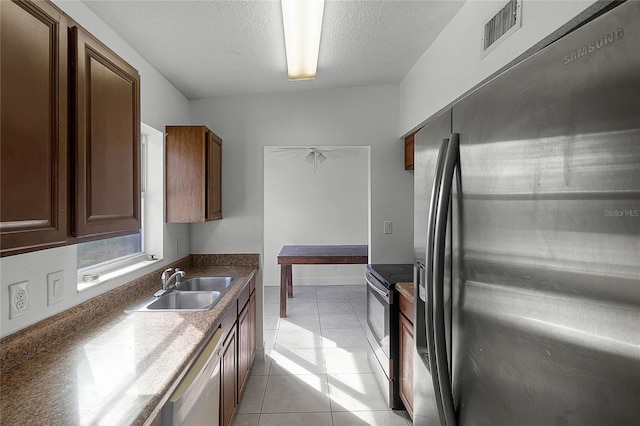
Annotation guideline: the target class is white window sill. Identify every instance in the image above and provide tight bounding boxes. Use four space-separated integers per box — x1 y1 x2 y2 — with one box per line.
77 255 161 293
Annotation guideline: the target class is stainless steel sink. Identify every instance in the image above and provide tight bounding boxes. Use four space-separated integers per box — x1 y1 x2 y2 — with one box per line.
125 291 221 312
124 276 236 313
175 276 234 292
146 291 221 311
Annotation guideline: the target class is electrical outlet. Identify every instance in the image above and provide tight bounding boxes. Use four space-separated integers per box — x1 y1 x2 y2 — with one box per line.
384 221 393 234
47 270 64 306
9 281 29 319
177 238 182 254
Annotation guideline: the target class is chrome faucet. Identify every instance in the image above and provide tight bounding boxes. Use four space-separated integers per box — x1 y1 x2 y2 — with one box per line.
160 267 185 290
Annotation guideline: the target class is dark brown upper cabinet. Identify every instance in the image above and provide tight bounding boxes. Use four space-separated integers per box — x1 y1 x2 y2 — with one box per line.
404 133 415 171
166 126 222 223
1 0 142 256
69 25 141 239
1 0 68 256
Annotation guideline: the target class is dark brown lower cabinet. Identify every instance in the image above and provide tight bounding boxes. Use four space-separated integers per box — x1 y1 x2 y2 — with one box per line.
220 277 256 426
221 322 237 426
237 301 251 397
238 289 256 397
249 290 256 366
399 296 414 418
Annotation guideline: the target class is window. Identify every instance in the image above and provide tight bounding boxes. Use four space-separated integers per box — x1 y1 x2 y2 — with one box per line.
77 233 142 269
77 123 164 290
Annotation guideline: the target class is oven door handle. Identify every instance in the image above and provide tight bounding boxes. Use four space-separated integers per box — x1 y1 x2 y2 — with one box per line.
366 278 390 302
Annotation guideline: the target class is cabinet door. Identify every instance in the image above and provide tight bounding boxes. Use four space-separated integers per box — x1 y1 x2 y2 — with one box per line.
404 133 415 170
166 126 206 222
206 130 222 220
70 26 141 239
0 0 68 256
220 326 237 426
238 301 250 398
399 313 414 418
166 125 222 223
249 290 256 364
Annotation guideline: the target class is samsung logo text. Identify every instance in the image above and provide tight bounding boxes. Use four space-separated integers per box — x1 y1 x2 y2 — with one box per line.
564 28 624 65
603 209 639 217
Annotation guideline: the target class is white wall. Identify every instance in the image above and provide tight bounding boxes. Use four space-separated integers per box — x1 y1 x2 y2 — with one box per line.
263 146 370 286
189 85 415 268
399 0 599 135
0 0 191 337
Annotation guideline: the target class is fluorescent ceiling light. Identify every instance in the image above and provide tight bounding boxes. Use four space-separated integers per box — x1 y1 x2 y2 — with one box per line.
281 0 325 80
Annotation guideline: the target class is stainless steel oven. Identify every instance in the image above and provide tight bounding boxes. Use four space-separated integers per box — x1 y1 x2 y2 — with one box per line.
364 264 413 410
366 270 392 368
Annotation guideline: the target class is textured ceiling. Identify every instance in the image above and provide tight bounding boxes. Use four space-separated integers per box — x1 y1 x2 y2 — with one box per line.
82 0 465 100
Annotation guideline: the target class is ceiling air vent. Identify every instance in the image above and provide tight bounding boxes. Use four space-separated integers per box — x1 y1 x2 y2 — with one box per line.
481 0 522 58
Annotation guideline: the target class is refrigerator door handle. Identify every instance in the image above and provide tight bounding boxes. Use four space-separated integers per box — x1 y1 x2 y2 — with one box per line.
432 132 460 426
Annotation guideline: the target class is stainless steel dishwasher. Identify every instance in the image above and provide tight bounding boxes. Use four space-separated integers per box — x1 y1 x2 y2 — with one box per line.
162 328 223 425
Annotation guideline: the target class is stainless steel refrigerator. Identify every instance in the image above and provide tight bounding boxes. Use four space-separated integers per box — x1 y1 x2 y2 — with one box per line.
413 2 640 425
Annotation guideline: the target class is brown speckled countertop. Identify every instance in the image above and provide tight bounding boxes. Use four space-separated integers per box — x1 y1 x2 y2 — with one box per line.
0 254 258 426
396 282 414 303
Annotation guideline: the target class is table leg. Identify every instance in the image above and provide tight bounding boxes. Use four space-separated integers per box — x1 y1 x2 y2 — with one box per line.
280 264 288 317
286 264 293 298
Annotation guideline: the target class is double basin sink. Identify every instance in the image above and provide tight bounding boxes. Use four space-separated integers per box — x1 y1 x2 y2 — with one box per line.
125 276 235 313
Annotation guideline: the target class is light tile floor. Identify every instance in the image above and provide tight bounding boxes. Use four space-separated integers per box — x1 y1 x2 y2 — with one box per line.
232 285 412 426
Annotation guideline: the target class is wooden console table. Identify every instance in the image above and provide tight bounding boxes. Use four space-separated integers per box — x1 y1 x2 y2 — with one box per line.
277 245 368 317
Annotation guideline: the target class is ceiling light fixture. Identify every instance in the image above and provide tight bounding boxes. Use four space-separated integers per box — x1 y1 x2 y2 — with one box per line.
305 148 327 172
281 0 325 80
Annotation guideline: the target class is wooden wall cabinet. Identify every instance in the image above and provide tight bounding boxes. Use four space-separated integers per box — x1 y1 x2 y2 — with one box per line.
398 289 414 418
166 126 222 223
404 133 415 171
70 25 141 239
1 0 68 256
1 0 141 255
